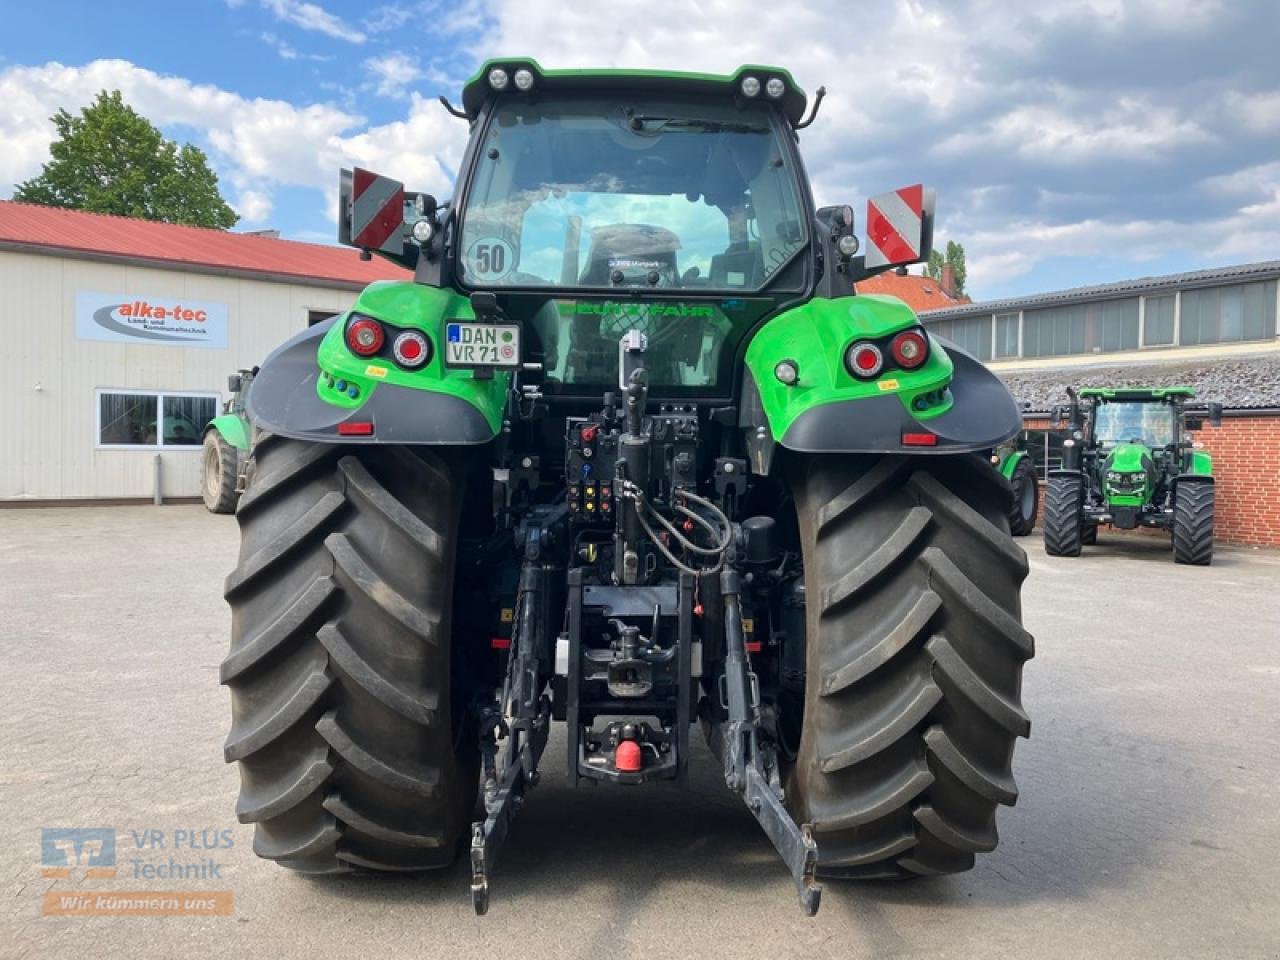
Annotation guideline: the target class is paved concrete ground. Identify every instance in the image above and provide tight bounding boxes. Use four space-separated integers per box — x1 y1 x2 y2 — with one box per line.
2 505 1278 959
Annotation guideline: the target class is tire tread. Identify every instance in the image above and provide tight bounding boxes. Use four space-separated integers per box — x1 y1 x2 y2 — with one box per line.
790 453 1031 879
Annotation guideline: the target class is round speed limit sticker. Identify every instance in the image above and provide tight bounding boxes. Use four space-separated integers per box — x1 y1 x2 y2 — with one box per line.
465 237 515 281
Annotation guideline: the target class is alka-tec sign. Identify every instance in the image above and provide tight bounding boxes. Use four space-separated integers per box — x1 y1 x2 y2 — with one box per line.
75 292 229 349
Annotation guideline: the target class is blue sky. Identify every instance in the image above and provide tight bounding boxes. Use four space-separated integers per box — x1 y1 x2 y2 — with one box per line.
2 0 1277 301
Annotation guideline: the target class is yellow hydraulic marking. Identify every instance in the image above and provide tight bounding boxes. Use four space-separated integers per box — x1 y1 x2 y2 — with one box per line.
365 364 388 378
585 543 598 563
877 378 900 391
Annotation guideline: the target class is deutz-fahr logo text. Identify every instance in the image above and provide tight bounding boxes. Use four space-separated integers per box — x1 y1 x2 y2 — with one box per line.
573 301 715 318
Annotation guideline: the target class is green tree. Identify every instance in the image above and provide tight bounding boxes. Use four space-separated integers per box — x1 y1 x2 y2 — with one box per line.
14 91 238 229
925 241 967 295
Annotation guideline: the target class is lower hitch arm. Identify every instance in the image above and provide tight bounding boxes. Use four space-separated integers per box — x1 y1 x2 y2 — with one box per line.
470 544 554 915
719 570 822 916
469 703 549 915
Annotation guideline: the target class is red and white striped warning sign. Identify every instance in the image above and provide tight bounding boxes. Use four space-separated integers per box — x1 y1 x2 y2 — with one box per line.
351 167 405 254
865 184 926 269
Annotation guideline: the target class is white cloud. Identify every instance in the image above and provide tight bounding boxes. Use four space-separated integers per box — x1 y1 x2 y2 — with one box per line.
933 97 1216 166
362 4 415 34
340 93 463 197
0 59 466 227
470 0 1278 294
235 188 274 223
1200 161 1280 197
363 52 423 99
961 192 1280 288
259 32 332 62
1221 89 1280 134
259 0 365 43
4 0 1277 295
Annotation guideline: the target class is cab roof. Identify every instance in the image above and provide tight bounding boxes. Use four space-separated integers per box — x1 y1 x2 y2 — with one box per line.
460 59 808 126
1079 386 1196 401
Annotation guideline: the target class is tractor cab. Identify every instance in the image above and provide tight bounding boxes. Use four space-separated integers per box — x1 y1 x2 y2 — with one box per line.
1091 397 1177 449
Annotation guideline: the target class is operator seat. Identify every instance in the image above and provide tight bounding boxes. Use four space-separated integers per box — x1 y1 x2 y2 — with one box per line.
568 224 686 384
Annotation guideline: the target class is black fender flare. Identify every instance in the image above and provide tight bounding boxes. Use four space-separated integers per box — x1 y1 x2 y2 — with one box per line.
245 318 497 445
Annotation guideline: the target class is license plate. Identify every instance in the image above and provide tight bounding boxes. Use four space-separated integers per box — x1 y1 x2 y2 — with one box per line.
444 322 520 368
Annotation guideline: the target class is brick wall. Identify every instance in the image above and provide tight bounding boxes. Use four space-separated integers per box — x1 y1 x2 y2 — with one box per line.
1186 415 1280 547
1017 413 1280 548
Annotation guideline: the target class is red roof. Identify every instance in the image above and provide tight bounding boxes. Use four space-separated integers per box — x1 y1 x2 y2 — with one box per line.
856 271 971 312
0 200 409 288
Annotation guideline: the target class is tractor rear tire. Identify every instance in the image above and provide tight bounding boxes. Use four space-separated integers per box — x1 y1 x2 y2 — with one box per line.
1042 473 1084 557
788 454 1032 879
202 431 240 514
1172 480 1214 565
222 435 476 873
1007 458 1038 537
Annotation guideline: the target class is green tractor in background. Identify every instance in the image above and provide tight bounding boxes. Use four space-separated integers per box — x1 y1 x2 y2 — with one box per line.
994 438 1038 536
222 60 1034 916
1043 386 1221 564
201 369 254 513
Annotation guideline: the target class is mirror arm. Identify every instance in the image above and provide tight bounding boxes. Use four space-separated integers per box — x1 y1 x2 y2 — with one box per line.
438 95 468 120
794 86 827 130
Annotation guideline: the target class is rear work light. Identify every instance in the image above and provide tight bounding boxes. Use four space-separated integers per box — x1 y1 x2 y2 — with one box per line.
845 341 884 379
890 329 929 369
392 330 431 369
346 316 384 356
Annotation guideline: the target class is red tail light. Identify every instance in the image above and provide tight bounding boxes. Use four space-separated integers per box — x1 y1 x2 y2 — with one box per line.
891 330 928 369
393 330 430 368
845 341 884 379
346 316 384 356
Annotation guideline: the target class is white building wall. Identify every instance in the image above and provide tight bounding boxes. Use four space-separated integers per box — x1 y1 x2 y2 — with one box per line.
0 250 361 500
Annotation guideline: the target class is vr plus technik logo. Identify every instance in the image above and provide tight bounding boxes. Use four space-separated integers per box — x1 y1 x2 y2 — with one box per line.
41 828 116 880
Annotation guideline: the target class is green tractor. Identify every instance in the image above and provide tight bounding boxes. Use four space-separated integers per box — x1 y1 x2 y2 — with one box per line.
1042 386 1221 563
202 369 254 513
222 60 1033 916
994 438 1038 537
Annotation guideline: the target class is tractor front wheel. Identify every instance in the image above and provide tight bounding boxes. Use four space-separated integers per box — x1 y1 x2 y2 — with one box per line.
1042 473 1084 557
1007 457 1039 537
788 454 1032 878
1172 480 1214 565
202 431 240 514
222 436 476 872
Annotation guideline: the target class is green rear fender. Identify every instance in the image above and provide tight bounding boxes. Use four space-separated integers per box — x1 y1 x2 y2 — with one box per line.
245 280 510 445
741 294 1021 467
1187 449 1213 476
998 448 1029 480
206 413 250 452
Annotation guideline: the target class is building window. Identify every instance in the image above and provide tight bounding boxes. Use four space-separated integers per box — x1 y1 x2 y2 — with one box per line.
1143 294 1175 346
927 315 992 361
97 391 218 448
995 313 1019 358
1023 297 1138 358
308 310 339 326
1020 429 1067 479
1180 280 1277 345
